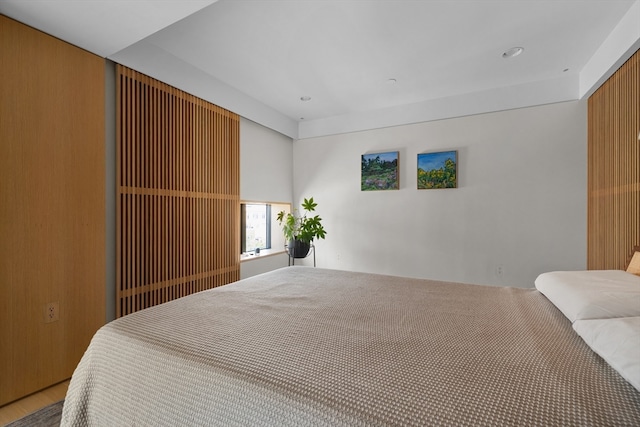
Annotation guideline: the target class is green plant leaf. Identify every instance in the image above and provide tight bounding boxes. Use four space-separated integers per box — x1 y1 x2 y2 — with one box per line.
301 197 317 212
277 197 326 244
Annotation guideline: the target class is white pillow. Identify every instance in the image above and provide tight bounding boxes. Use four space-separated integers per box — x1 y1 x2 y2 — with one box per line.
573 317 640 392
535 270 640 322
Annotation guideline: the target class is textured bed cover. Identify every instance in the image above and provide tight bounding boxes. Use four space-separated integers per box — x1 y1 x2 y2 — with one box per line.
61 267 640 426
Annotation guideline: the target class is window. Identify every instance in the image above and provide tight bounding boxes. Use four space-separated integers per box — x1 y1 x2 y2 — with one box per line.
241 203 271 252
240 201 290 257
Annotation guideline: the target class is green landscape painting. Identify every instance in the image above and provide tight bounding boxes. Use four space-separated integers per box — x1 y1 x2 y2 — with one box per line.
417 151 457 189
361 151 399 191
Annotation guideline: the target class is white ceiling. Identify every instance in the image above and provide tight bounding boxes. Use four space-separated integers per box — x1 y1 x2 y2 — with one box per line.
2 0 639 139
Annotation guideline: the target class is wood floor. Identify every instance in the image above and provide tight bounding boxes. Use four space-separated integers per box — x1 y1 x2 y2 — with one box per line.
0 380 69 426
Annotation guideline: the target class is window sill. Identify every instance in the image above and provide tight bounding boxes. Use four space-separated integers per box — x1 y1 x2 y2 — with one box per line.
240 248 287 262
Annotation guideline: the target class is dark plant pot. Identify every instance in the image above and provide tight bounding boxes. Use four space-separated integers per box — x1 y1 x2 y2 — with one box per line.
288 239 311 258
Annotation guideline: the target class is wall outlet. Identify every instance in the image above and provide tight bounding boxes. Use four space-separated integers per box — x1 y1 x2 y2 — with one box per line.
496 265 504 277
44 302 59 323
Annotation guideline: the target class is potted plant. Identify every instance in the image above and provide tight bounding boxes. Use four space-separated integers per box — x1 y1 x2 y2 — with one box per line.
276 197 327 258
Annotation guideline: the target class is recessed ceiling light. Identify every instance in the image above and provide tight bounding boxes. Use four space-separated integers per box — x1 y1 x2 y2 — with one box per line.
300 96 311 102
387 78 397 84
502 47 524 59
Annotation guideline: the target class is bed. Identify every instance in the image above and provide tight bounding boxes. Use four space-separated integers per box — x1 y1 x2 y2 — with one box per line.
61 265 640 426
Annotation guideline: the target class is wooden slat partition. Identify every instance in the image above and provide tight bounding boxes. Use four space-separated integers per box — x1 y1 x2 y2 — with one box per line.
587 49 640 270
117 66 240 317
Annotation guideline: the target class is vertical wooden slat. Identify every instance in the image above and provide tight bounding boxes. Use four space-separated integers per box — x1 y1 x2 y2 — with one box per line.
126 73 133 316
150 85 155 307
170 91 176 301
133 76 139 314
116 72 122 318
587 49 640 270
162 92 173 301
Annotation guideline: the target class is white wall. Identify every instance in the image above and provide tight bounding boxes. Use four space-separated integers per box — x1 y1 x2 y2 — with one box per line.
240 117 294 202
240 117 294 278
292 101 587 288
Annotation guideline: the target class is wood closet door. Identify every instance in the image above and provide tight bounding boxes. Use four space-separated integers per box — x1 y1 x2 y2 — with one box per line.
0 16 105 405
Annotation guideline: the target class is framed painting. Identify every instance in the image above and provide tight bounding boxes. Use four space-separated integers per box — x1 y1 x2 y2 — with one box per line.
417 150 457 189
361 151 399 191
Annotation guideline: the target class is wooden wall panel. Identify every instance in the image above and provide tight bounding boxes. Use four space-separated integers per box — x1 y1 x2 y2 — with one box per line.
117 66 240 317
0 16 106 405
588 49 640 270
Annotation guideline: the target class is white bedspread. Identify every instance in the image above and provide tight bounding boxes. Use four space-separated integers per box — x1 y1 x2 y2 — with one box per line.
61 267 640 426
